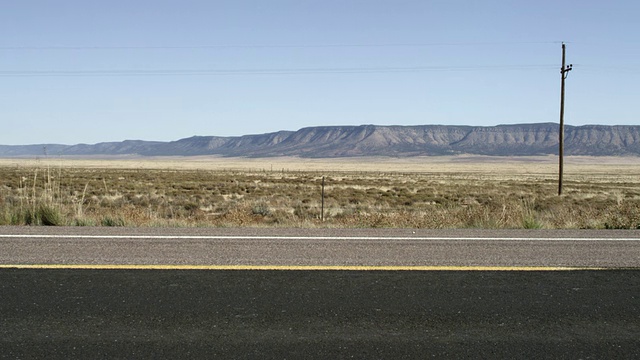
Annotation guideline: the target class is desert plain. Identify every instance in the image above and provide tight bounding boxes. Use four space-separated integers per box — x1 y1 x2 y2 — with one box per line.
1 155 639 229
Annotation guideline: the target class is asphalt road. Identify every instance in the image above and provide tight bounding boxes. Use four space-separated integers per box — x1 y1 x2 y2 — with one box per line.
2 269 639 359
1 227 640 268
1 227 639 358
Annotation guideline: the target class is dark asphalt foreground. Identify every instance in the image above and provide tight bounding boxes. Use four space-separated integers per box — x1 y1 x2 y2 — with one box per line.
2 269 639 359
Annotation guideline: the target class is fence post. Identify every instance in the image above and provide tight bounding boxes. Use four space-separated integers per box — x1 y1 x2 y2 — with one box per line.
321 176 325 222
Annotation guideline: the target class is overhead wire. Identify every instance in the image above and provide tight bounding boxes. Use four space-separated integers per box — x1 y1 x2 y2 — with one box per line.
4 41 634 77
0 41 560 51
0 65 557 77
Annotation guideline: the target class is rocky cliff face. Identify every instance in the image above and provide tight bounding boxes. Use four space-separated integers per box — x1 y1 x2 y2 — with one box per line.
564 125 640 156
2 123 640 157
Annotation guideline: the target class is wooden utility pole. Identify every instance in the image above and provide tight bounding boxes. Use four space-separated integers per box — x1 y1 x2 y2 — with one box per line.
558 43 573 196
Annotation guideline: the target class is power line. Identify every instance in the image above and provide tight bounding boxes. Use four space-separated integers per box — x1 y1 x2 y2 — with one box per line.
0 64 556 77
0 41 559 51
575 64 640 74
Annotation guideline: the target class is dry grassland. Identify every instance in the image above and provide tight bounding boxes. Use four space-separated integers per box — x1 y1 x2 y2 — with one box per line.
1 156 639 229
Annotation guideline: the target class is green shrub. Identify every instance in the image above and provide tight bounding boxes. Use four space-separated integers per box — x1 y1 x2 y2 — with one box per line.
522 216 544 229
0 209 11 225
252 203 271 216
72 218 96 226
18 205 64 226
38 205 64 226
101 216 126 227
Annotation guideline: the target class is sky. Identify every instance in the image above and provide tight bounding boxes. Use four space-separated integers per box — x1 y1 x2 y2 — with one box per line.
1 0 639 145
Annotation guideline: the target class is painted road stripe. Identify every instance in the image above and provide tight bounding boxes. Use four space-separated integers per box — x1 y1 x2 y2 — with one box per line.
1 234 639 241
0 264 609 271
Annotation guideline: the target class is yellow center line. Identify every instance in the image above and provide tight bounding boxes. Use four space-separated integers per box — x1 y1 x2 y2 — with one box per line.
0 264 609 271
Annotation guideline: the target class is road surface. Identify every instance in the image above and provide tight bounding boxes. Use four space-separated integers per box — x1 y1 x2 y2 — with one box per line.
1 227 640 268
1 227 639 359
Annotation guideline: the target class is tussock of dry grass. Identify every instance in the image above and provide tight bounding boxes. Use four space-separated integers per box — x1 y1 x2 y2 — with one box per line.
1 156 640 229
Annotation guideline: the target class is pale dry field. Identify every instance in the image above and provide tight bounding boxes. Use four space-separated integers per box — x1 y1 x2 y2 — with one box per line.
1 155 639 229
2 154 639 174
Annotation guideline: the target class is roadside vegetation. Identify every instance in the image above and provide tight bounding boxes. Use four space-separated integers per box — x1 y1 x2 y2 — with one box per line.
1 162 639 229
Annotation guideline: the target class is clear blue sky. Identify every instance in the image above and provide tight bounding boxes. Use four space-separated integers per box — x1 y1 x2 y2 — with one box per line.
1 0 638 145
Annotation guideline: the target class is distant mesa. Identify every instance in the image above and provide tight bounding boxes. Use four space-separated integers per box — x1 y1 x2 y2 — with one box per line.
1 123 640 158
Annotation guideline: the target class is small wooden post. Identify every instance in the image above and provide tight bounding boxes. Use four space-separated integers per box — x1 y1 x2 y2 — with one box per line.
321 176 325 221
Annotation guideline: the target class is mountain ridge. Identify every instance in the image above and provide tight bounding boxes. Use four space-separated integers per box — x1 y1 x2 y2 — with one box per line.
2 123 640 157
